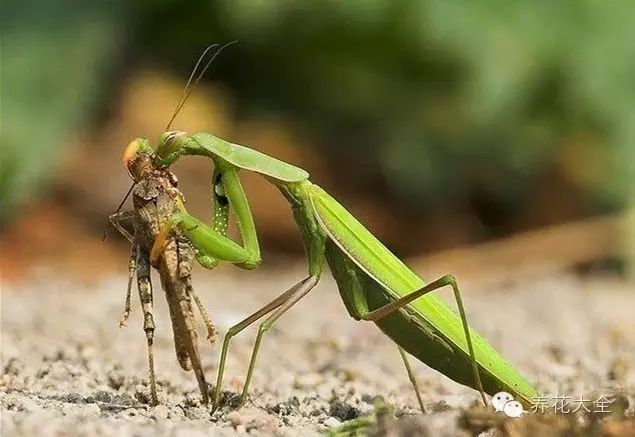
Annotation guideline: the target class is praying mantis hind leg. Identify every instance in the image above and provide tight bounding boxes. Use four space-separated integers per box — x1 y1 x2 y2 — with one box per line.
326 249 427 413
212 276 317 409
136 250 159 405
397 346 425 413
359 275 487 406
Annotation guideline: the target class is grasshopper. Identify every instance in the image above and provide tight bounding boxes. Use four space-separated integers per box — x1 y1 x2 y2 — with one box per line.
108 147 220 405
106 43 261 405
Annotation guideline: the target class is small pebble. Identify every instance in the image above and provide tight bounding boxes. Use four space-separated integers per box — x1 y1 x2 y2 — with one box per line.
5 396 40 413
323 417 341 427
152 405 170 420
61 402 101 417
294 373 322 388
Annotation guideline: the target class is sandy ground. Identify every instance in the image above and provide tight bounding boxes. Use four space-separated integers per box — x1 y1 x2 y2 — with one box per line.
1 266 634 436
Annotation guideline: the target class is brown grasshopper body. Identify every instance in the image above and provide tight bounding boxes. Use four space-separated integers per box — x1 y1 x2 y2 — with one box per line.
109 144 215 405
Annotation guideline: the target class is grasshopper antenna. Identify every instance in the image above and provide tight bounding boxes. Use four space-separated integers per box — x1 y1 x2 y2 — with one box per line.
102 183 134 241
164 40 238 131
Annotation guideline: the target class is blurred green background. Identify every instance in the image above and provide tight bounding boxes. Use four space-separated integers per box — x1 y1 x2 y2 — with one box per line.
2 1 634 275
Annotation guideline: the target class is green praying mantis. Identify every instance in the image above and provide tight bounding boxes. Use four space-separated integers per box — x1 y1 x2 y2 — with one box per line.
116 44 538 412
121 133 538 412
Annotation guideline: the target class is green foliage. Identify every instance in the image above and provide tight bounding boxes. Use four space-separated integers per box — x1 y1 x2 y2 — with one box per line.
1 2 124 223
4 1 634 223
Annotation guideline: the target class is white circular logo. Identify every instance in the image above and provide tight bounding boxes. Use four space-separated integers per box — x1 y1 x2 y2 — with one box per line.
503 400 523 418
492 391 514 412
492 392 523 417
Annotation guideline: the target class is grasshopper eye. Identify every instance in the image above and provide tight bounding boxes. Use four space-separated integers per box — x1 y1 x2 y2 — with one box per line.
123 138 153 180
122 139 140 168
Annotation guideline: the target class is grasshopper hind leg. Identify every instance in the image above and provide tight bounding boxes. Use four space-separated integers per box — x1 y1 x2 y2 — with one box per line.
180 275 210 404
188 282 217 346
165 288 193 371
160 239 210 404
119 244 137 327
136 250 159 405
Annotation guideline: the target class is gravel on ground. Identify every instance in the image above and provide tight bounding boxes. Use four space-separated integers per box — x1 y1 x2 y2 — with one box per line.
2 266 634 436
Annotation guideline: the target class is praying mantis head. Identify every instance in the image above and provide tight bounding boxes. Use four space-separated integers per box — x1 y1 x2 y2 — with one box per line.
154 130 188 167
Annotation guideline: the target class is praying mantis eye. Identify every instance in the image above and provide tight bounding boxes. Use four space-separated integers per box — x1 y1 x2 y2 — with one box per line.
161 131 186 147
157 131 187 159
165 132 175 141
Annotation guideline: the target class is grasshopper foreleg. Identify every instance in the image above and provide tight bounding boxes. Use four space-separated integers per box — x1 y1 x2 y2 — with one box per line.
108 210 137 327
108 210 134 243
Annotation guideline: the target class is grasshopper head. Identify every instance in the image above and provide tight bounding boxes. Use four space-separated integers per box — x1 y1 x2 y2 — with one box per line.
123 138 154 181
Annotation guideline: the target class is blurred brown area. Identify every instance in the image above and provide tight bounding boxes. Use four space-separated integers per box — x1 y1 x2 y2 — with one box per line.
413 214 626 289
0 73 335 281
4 3 635 286
1 72 628 284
